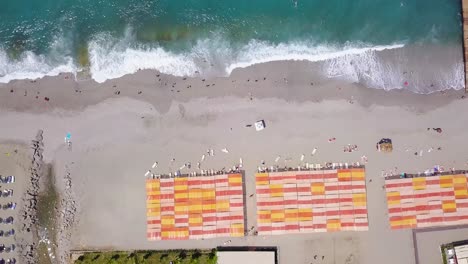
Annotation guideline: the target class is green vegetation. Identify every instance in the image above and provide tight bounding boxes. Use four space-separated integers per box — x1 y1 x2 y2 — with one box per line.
37 165 58 229
37 164 59 264
74 249 218 264
38 242 52 264
440 244 452 264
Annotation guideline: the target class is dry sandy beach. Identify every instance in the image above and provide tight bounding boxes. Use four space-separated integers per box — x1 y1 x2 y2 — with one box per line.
0 60 468 264
0 142 30 263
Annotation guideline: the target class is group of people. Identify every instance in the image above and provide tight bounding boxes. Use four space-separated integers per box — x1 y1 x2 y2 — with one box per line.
343 144 358 153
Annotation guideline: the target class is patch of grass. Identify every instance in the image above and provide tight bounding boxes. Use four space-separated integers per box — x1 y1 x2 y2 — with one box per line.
37 165 58 228
37 164 59 264
441 249 447 264
440 244 451 264
74 249 217 264
37 242 52 264
75 252 134 264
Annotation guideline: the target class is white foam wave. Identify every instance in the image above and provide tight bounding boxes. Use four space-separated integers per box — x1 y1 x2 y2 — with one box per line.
226 41 405 74
0 32 463 93
324 48 403 90
0 49 76 83
88 34 405 83
88 31 199 83
88 31 237 82
323 44 465 92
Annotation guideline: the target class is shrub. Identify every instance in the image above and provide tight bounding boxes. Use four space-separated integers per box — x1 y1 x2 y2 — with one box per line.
192 250 202 260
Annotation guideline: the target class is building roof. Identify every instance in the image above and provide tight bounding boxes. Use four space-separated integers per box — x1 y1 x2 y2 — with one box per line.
217 251 275 264
456 244 468 264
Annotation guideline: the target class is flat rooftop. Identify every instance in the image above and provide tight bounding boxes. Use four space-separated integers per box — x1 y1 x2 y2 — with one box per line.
255 168 368 234
456 244 468 264
385 173 468 229
452 239 468 264
146 173 246 240
217 251 276 264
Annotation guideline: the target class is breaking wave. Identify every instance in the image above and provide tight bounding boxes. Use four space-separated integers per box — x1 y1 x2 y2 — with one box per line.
0 31 464 93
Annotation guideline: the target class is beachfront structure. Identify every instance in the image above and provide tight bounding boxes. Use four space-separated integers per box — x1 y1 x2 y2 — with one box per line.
217 247 278 264
453 241 468 264
146 173 246 240
255 168 369 235
441 239 468 264
385 172 468 229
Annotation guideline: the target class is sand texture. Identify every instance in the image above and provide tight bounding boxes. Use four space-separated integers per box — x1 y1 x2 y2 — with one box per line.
0 61 467 264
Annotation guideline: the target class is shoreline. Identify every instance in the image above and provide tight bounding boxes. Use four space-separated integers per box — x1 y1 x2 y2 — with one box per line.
0 42 464 94
0 59 465 117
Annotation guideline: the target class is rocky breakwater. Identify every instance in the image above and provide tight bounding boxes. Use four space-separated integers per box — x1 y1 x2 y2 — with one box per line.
18 130 44 264
56 165 77 264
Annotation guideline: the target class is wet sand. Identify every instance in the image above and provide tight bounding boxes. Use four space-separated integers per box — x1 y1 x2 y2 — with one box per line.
0 60 467 264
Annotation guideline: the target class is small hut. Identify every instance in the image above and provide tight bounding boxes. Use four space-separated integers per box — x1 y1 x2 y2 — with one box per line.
377 138 393 153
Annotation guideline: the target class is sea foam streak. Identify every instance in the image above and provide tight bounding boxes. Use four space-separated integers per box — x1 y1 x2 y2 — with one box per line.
88 32 199 83
87 33 405 83
0 49 76 83
323 44 465 93
225 41 405 74
0 35 463 93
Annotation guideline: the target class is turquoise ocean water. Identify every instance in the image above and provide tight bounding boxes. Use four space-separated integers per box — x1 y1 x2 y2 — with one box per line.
0 0 464 92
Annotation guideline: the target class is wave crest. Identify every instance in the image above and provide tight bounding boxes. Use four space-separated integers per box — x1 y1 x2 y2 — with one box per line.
0 32 463 94
0 50 75 83
227 41 404 74
88 32 199 83
87 33 406 83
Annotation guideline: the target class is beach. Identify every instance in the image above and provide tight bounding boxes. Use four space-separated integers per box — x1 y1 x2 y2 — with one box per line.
0 142 29 263
0 59 467 263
